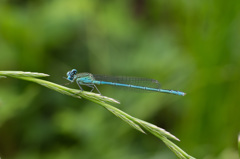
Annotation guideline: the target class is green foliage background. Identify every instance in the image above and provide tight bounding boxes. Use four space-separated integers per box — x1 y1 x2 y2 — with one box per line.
0 0 239 158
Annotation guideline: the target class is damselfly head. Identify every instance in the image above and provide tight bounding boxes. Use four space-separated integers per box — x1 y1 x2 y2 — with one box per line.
65 69 78 82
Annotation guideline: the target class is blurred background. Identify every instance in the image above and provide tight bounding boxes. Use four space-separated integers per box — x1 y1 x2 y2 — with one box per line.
0 0 239 158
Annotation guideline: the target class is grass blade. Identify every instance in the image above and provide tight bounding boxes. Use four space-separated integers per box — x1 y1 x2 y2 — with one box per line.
0 71 49 78
18 77 120 104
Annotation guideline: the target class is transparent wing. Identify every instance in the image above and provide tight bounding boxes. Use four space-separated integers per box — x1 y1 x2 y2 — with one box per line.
93 74 161 91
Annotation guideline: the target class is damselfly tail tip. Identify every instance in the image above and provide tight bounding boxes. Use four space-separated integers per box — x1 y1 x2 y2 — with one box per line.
182 92 186 96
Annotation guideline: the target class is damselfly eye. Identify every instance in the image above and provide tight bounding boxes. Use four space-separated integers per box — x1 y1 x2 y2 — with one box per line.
67 71 71 76
72 69 77 74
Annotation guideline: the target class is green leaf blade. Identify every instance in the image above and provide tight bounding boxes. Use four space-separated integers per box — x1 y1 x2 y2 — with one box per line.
0 71 49 78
